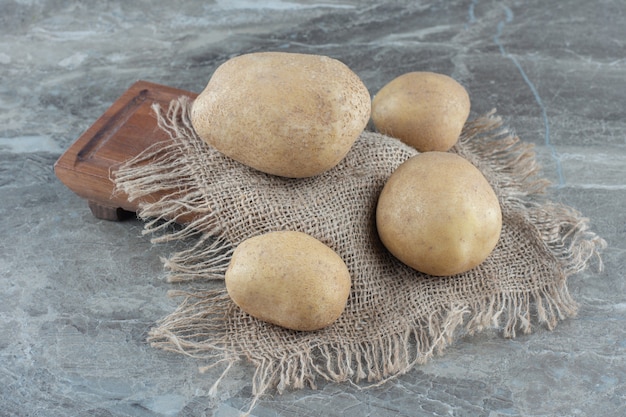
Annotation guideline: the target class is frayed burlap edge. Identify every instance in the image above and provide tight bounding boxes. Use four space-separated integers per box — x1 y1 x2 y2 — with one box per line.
113 96 606 413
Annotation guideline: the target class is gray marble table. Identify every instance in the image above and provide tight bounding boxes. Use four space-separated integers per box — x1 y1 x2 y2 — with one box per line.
1 1 624 416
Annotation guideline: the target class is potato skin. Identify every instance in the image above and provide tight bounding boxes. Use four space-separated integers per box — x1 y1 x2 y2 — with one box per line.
376 152 502 276
225 231 351 331
191 52 371 178
371 72 470 152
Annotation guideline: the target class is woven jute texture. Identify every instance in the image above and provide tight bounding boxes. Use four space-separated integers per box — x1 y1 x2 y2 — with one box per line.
114 96 605 408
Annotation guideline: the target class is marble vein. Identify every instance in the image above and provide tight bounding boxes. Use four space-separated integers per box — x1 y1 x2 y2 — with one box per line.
491 3 566 187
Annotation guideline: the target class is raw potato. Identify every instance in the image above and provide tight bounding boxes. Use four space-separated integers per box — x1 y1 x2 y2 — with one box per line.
371 71 470 152
191 52 371 178
376 152 502 276
225 231 352 331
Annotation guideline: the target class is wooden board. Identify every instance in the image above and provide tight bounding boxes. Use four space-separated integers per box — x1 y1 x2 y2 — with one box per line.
54 80 197 220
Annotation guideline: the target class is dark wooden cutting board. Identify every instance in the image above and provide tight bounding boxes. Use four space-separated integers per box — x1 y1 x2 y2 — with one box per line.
54 80 198 220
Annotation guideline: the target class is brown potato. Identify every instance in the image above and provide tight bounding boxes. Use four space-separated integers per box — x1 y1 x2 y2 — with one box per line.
225 231 351 331
371 71 470 152
191 52 371 178
376 152 502 276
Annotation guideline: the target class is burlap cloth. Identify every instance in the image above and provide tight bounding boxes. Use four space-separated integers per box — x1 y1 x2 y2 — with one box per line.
114 96 605 406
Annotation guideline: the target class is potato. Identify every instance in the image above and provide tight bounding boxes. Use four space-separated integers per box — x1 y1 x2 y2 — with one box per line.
225 231 351 331
371 71 470 152
191 52 371 178
376 152 502 276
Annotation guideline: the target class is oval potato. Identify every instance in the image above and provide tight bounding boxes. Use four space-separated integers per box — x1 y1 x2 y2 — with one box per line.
225 231 351 331
371 71 470 152
376 152 502 276
191 52 371 178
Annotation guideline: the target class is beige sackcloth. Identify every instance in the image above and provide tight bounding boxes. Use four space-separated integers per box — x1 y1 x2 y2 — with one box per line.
114 96 605 407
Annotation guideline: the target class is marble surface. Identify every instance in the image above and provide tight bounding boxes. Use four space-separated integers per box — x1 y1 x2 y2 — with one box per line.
1 0 624 416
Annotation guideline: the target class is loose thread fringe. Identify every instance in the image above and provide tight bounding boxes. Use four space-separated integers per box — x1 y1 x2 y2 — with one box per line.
114 96 233 281
163 232 234 283
114 97 606 413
